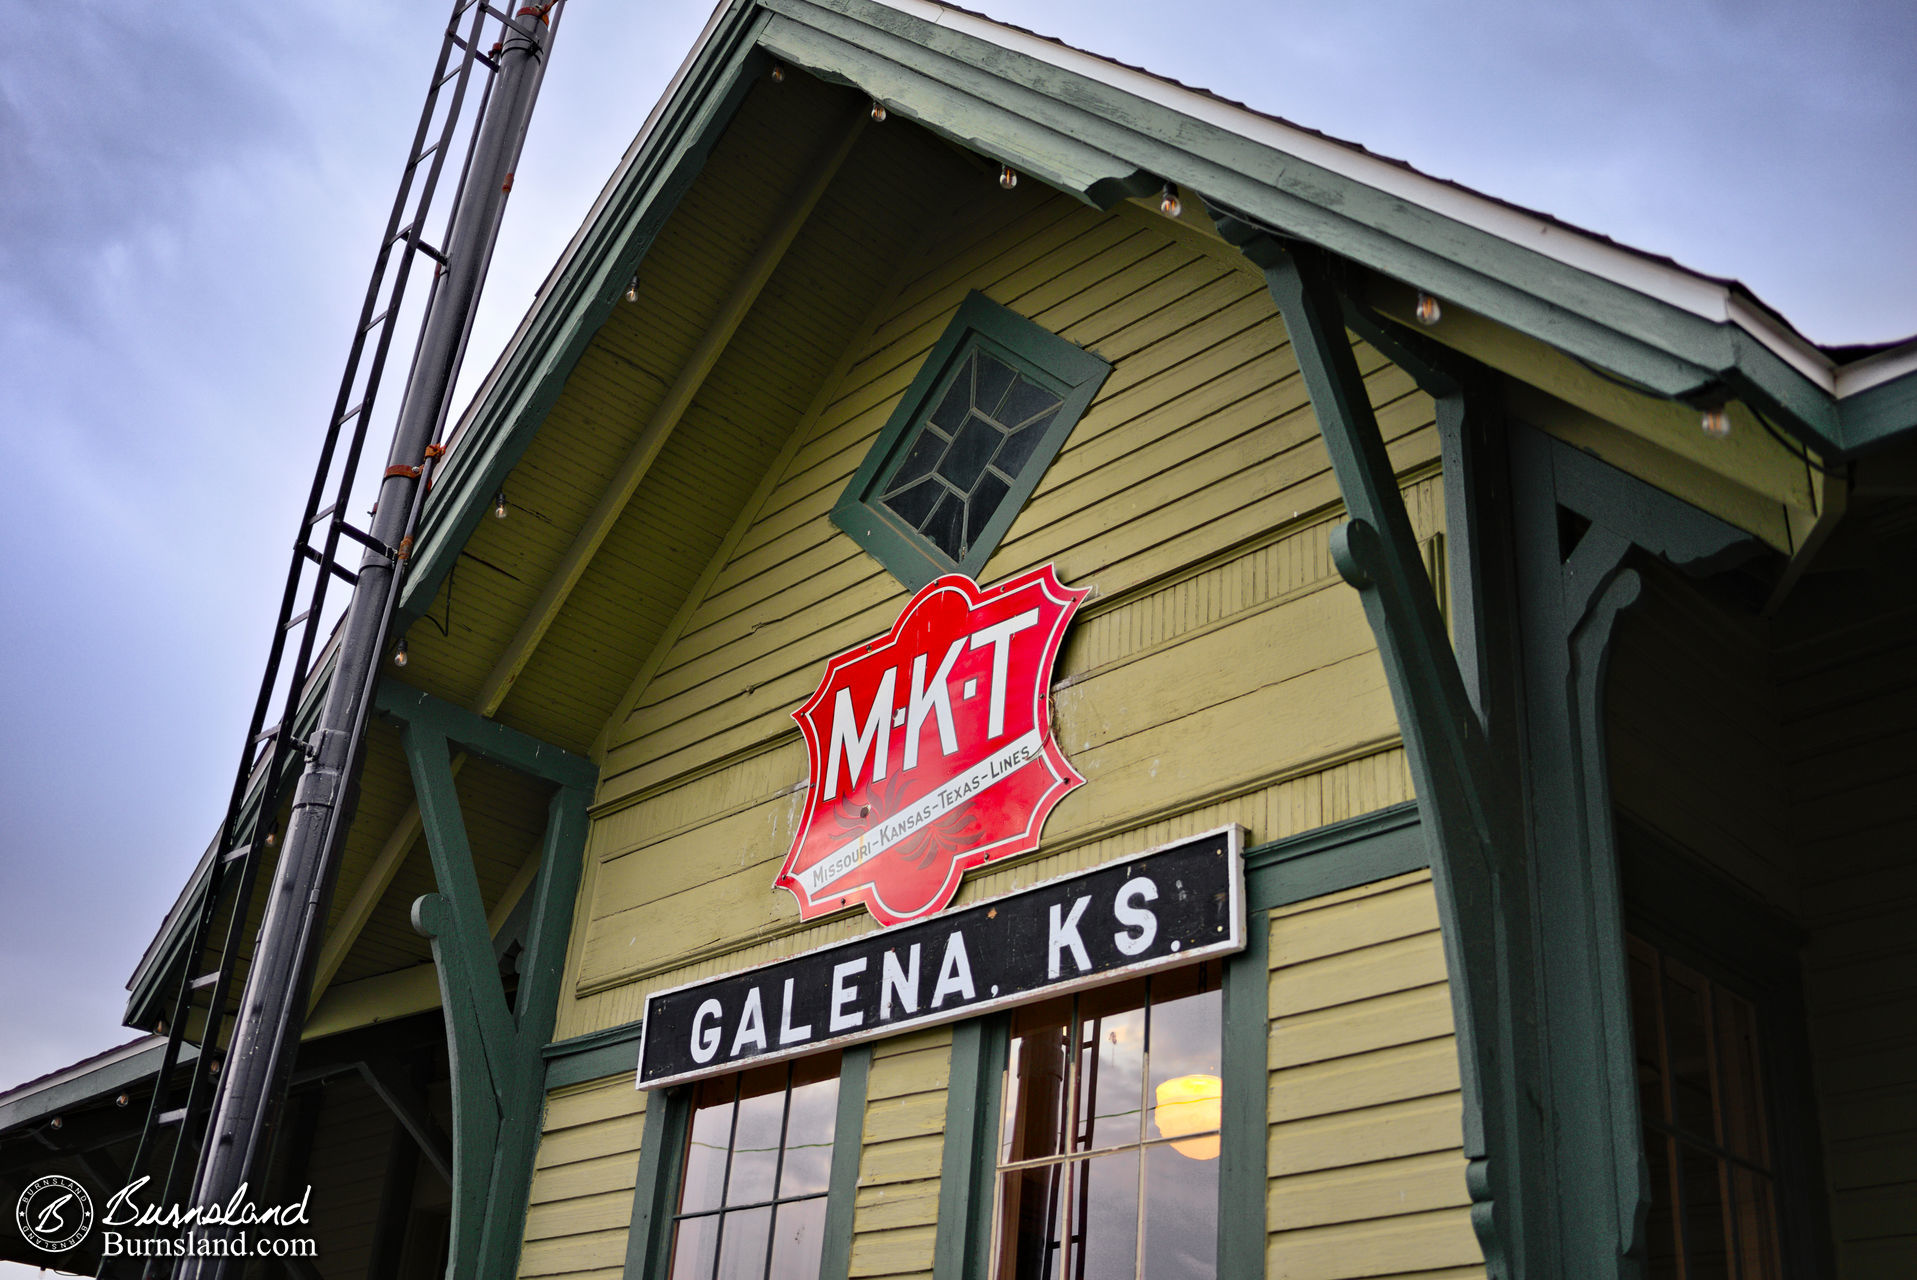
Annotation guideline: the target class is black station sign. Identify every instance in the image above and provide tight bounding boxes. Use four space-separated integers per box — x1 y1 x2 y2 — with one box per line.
636 826 1245 1088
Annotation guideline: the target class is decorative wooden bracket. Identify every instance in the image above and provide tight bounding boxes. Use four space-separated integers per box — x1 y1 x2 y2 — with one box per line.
1215 219 1537 1277
378 680 596 1280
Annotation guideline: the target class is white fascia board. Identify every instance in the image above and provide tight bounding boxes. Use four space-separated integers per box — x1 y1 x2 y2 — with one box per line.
1835 337 1917 399
884 0 1839 395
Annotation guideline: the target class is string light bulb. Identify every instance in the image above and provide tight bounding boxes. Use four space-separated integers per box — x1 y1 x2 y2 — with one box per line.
624 277 639 304
393 635 409 668
1414 292 1442 326
494 489 508 519
870 100 887 122
999 164 1019 189
265 831 277 847
116 1093 130 1108
1159 183 1182 218
1700 407 1732 438
770 63 785 83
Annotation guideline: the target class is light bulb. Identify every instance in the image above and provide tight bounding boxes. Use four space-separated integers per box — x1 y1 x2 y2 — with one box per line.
1415 292 1442 326
624 278 639 304
999 165 1018 189
265 831 277 847
494 489 508 519
1160 184 1182 218
1701 407 1732 438
771 64 785 83
116 1093 130 1108
393 636 409 668
870 101 887 122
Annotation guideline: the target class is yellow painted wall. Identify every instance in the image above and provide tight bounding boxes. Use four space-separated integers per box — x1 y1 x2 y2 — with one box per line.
522 176 1462 1275
1265 871 1481 1280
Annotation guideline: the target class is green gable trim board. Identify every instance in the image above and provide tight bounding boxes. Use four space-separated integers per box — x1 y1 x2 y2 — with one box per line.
541 1020 648 1090
832 291 1111 590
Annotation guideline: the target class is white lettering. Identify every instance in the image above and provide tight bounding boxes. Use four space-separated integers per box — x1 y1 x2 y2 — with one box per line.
691 998 724 1063
823 668 897 801
969 608 1041 739
730 986 768 1056
904 640 965 769
778 977 813 1045
1112 877 1159 956
830 957 868 1032
931 931 977 1007
1048 896 1092 978
880 945 921 1019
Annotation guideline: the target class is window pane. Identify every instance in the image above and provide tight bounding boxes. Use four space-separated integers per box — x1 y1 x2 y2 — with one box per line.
881 475 946 531
1071 1149 1141 1280
727 1073 788 1206
974 352 1016 420
1660 961 1717 1142
1713 989 1769 1165
998 1163 1067 1280
1143 1140 1217 1280
1677 1146 1732 1280
941 412 1003 494
1730 1168 1782 1280
930 358 974 431
716 1206 773 1280
1643 1130 1680 1280
886 428 949 494
968 472 1011 551
1147 978 1223 1158
921 489 965 560
1075 989 1145 1152
1004 1022 1071 1165
670 1212 721 1280
993 410 1057 477
683 1081 737 1215
768 1197 828 1280
997 376 1062 430
780 1073 839 1199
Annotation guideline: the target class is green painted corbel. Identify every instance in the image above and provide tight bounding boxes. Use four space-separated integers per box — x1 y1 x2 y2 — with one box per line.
393 697 596 1280
1218 220 1538 1277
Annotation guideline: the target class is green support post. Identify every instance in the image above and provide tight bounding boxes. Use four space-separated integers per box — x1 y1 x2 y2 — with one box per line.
386 682 596 1280
1218 222 1541 1277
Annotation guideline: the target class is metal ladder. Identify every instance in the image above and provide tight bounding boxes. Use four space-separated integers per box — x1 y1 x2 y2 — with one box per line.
117 1 564 1258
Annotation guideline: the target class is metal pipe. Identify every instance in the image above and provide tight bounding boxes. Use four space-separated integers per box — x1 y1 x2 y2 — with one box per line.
175 13 555 1275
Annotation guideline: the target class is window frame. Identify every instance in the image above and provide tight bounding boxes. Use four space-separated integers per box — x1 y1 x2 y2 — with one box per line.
831 292 1111 592
626 1047 872 1280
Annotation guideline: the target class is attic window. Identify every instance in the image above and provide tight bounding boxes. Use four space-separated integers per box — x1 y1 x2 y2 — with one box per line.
833 293 1110 590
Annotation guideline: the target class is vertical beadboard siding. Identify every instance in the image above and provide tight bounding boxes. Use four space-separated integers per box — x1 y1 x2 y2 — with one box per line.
1607 564 1794 910
1780 605 1917 1277
849 1028 953 1279
520 1077 646 1279
1265 872 1481 1280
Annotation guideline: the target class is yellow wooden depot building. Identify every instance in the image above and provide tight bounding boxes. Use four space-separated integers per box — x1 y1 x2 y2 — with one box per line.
4 2 1915 1279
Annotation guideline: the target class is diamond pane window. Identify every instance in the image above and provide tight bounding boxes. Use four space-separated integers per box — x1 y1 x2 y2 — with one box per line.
833 293 1111 590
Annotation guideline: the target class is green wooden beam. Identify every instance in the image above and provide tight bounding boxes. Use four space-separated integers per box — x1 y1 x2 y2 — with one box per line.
1228 227 1543 1278
398 714 595 1280
376 679 597 789
1242 801 1426 912
542 1021 644 1091
1217 909 1270 1279
818 1046 872 1280
933 1016 1008 1280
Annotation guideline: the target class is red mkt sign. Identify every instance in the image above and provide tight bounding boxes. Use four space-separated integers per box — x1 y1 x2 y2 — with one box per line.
778 564 1088 927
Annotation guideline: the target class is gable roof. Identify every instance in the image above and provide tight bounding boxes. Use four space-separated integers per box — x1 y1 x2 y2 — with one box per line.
126 0 1916 1032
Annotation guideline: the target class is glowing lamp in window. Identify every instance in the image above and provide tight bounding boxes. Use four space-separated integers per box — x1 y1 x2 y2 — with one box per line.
1152 1074 1222 1159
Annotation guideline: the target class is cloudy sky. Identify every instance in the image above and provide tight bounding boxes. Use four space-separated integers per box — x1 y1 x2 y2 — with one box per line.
0 0 1911 1227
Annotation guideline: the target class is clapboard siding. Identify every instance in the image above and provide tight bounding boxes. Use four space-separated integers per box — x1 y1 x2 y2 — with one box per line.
571 477 1438 1002
849 1028 952 1278
520 1077 645 1278
1781 604 1917 1278
1265 872 1480 1279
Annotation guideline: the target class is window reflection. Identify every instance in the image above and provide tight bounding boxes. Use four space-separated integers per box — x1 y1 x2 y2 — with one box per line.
669 1054 840 1280
993 968 1221 1279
